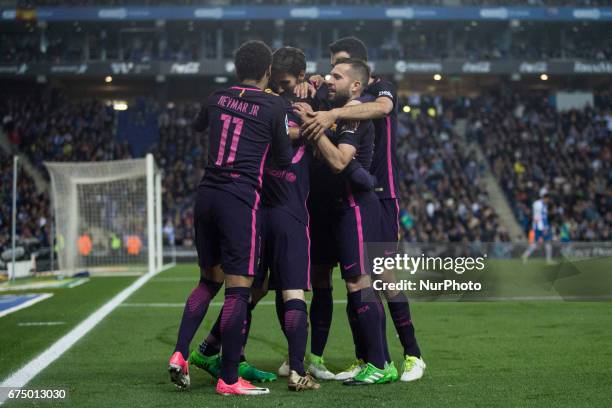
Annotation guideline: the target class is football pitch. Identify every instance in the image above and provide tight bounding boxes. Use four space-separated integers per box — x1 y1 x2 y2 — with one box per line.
1 264 611 407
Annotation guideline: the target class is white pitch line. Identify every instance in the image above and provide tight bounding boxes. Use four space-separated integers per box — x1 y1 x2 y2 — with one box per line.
0 294 54 318
66 278 89 289
18 321 66 327
0 264 172 405
150 277 200 282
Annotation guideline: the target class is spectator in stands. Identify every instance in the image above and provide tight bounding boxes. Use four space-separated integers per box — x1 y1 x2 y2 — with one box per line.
467 92 611 241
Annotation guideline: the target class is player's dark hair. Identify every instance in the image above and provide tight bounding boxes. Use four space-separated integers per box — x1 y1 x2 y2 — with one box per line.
329 37 368 61
334 58 371 88
234 40 272 82
272 46 306 79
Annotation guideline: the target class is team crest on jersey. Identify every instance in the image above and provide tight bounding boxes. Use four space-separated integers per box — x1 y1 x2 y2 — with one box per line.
340 120 359 133
285 114 289 135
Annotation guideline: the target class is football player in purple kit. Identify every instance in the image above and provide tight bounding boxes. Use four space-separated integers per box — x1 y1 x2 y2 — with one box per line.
190 46 377 392
167 40 293 396
257 46 320 391
297 58 397 385
190 46 320 392
300 37 426 383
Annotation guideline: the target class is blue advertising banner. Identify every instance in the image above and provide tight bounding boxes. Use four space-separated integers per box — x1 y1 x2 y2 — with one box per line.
1 6 612 22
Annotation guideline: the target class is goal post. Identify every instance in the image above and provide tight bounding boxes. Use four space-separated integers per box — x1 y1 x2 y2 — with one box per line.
45 154 167 275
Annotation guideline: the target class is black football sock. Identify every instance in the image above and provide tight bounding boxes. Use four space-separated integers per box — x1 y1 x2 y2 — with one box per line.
219 287 250 385
284 299 308 376
309 288 333 357
347 288 387 369
346 302 367 361
201 307 222 356
388 292 421 358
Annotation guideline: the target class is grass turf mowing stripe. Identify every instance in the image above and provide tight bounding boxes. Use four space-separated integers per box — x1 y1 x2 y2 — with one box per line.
0 265 172 405
10 264 612 407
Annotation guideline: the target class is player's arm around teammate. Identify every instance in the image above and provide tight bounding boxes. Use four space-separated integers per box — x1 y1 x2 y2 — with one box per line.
302 37 426 382
301 97 392 139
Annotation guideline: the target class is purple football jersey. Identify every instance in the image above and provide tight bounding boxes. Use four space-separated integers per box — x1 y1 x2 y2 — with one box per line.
193 84 293 208
364 77 400 200
262 95 311 225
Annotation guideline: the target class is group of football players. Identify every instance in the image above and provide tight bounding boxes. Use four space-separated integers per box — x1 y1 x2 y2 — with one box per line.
167 37 425 396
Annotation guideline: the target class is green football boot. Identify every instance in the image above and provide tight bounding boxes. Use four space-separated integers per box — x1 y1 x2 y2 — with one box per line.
238 361 277 383
188 349 221 379
342 362 393 386
385 361 399 382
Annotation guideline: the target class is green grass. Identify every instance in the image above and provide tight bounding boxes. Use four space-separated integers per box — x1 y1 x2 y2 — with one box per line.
2 264 612 407
0 276 136 380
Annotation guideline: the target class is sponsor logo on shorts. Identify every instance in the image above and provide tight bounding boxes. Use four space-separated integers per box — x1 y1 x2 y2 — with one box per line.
357 305 370 314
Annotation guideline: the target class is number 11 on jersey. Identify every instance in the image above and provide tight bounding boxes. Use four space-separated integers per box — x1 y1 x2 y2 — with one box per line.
215 114 244 166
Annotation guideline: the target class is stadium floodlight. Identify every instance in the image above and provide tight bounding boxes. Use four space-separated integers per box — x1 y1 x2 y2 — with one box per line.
45 154 167 276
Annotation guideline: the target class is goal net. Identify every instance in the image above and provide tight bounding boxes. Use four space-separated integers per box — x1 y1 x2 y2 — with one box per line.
45 154 164 275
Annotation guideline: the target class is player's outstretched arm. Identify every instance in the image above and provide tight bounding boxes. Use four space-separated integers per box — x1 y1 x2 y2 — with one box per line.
301 97 392 139
332 97 394 121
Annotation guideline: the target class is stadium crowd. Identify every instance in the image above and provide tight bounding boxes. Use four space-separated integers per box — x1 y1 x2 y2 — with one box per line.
2 22 611 63
395 106 509 242
15 1 612 6
0 90 509 253
2 89 610 254
0 149 49 258
467 92 611 241
2 91 131 173
150 102 205 246
0 92 130 257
